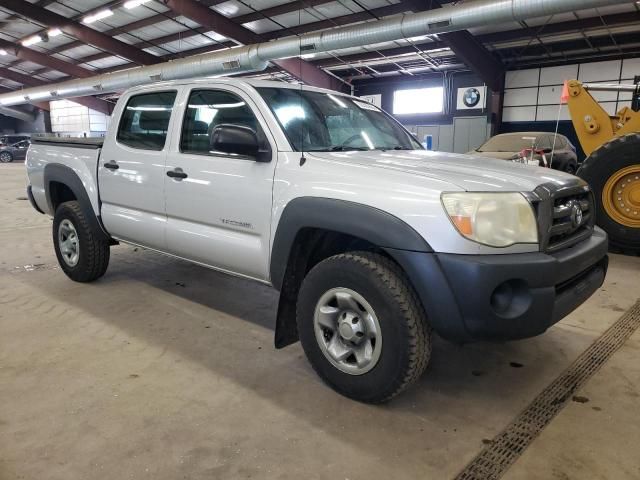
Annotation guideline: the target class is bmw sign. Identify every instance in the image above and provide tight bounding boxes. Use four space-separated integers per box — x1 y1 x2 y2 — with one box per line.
463 88 481 108
456 85 487 110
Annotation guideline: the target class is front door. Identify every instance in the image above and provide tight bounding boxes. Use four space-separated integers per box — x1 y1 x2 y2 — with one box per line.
98 89 178 251
164 86 277 281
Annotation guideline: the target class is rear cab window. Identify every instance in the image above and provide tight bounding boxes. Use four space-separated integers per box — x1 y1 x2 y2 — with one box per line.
117 91 177 150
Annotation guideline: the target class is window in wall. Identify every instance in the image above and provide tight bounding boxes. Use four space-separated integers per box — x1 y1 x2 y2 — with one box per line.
393 87 444 115
181 89 258 155
117 91 176 150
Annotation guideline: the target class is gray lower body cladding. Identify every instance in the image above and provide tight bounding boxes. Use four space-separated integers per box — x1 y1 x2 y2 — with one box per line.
388 228 609 342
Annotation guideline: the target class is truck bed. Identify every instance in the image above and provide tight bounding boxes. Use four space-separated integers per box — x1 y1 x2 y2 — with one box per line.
31 137 103 149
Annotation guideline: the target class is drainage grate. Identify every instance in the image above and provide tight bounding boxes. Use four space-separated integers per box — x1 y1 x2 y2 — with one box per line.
455 300 640 480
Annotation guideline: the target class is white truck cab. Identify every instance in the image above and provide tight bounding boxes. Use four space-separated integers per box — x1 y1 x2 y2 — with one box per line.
25 79 608 402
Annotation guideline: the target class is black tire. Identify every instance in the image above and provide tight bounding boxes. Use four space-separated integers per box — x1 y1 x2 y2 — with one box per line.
577 133 640 254
296 252 431 403
53 201 110 282
0 151 13 163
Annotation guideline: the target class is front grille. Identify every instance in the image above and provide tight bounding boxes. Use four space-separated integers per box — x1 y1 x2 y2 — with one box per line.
532 180 595 253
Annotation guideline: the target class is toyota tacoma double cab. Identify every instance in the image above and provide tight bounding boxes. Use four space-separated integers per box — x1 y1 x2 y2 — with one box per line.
25 79 608 403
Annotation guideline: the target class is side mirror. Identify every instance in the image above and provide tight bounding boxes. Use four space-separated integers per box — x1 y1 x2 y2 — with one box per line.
211 124 264 160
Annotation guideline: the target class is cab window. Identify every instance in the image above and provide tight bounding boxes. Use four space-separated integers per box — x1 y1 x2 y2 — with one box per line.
117 91 176 150
180 89 258 155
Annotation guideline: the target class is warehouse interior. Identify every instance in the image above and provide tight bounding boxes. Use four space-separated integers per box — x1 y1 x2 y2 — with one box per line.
1 1 640 479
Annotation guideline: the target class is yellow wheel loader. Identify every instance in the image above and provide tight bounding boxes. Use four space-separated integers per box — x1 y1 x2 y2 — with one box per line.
566 78 640 254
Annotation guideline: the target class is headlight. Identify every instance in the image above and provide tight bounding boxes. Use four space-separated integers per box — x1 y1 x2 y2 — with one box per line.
441 192 538 247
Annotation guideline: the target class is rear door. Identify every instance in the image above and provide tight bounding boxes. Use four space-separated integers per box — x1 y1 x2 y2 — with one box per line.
163 85 277 281
98 89 178 250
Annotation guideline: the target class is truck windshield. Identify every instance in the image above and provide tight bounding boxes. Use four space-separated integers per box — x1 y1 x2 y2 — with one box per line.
256 87 422 152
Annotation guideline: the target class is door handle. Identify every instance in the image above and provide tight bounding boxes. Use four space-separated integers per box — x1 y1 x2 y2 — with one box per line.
104 160 119 170
167 168 188 180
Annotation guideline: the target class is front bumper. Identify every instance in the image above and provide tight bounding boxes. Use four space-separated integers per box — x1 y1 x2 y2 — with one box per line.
389 227 608 342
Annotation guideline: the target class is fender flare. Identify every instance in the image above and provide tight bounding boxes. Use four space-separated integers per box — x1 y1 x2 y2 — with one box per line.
269 197 432 291
44 163 110 242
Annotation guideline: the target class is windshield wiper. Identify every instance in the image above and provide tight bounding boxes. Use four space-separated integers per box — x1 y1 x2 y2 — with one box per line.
379 146 411 151
330 146 370 151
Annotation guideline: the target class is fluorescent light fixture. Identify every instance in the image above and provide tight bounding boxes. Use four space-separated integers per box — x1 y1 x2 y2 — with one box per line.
22 35 43 47
48 28 63 37
83 9 113 24
0 49 7 55
124 0 151 8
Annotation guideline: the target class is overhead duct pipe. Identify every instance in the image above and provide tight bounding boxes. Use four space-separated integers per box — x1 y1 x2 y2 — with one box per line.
0 0 627 107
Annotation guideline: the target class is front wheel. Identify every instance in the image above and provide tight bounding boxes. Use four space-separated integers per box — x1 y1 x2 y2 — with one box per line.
578 133 640 254
0 151 13 163
296 252 431 403
53 201 110 282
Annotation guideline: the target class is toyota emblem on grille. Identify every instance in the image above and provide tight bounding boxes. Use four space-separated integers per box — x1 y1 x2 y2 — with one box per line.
571 202 583 227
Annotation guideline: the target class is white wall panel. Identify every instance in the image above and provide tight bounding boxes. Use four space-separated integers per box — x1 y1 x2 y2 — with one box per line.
537 85 564 105
578 60 621 82
536 105 571 121
505 68 539 89
540 65 578 86
621 58 640 80
50 99 110 134
504 59 635 123
600 102 619 116
503 87 538 107
503 106 536 122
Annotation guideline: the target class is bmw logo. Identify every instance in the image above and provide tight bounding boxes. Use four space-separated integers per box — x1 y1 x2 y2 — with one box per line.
463 88 481 108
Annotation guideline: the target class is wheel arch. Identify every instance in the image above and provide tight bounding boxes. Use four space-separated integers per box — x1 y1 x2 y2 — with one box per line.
44 164 111 242
270 197 433 348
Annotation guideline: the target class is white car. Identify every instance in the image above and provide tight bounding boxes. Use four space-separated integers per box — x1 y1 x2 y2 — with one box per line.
25 79 608 402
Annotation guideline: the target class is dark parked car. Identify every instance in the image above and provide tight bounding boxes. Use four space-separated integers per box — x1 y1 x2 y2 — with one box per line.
0 139 30 163
0 135 30 146
468 132 578 173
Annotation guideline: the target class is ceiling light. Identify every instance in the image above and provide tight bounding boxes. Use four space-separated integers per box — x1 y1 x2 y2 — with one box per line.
124 0 151 8
83 9 113 24
0 49 7 55
22 35 43 47
48 28 63 37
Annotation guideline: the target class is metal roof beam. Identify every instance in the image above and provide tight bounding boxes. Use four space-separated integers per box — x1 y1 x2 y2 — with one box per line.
0 39 93 79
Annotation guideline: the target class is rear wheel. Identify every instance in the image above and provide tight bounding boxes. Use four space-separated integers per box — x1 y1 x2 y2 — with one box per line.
577 133 640 254
0 151 13 163
296 252 431 403
53 201 110 282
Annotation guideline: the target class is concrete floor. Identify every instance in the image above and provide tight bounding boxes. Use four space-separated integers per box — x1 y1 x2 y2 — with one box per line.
1 161 639 480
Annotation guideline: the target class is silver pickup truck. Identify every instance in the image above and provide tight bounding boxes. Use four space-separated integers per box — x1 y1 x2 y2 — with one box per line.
25 78 609 402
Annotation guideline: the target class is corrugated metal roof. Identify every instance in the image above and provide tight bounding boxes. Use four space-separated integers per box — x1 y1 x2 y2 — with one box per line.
0 0 639 86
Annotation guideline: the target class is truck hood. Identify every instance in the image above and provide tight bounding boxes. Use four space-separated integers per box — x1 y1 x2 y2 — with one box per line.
467 150 518 160
308 149 574 192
